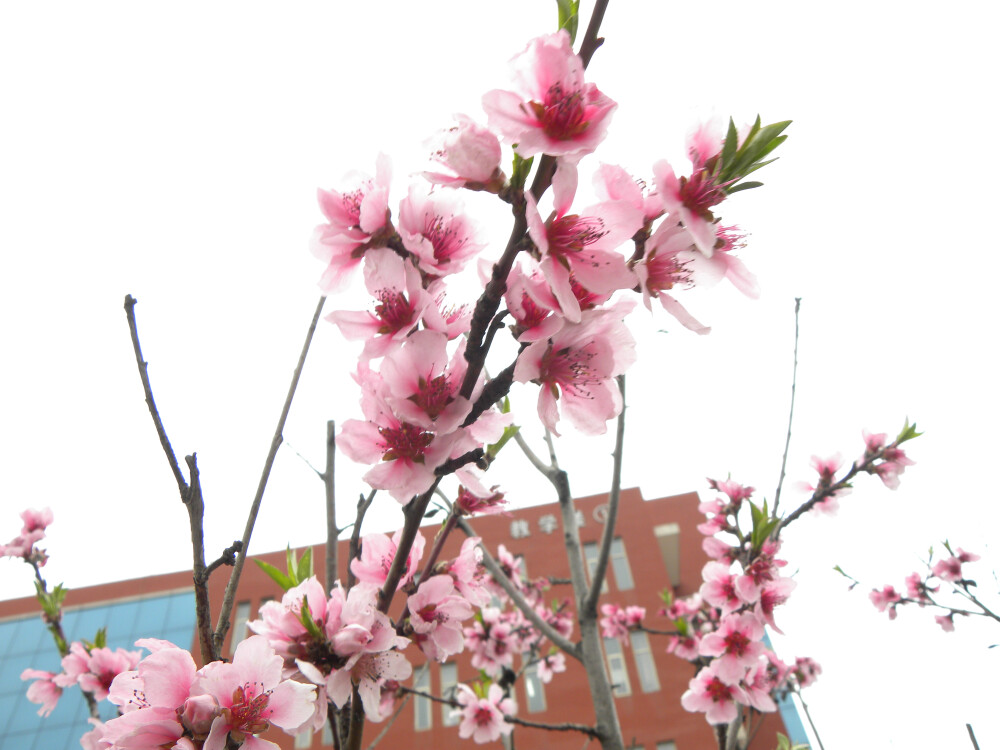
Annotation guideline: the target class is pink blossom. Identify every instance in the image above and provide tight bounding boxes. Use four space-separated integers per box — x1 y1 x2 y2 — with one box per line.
311 154 392 293
455 470 507 516
754 577 797 634
514 300 636 436
350 530 425 590
424 114 503 190
455 683 516 744
699 562 744 615
904 572 935 604
409 575 475 661
20 507 53 534
674 224 760 299
935 614 956 632
326 249 431 362
503 261 564 343
869 585 902 619
707 477 755 506
482 31 615 159
667 633 701 661
338 369 461 502
792 657 822 688
199 636 316 750
681 663 749 725
524 187 638 324
399 186 485 278
21 669 61 716
536 652 566 683
445 537 492 608
653 158 727 258
742 660 778 713
699 612 767 684
632 220 709 334
380 330 471 434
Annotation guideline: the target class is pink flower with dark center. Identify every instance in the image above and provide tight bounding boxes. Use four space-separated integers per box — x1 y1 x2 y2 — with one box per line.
455 470 507 516
632 220 708 334
699 612 766 684
904 571 935 604
681 663 749 725
311 154 392 293
482 31 616 158
792 657 822 688
754 577 796 633
199 636 316 750
935 614 956 632
455 683 516 744
653 159 729 258
503 262 564 342
399 186 484 278
350 530 425 590
326 249 431 362
381 330 471 435
514 301 636 436
409 575 475 661
699 562 744 615
525 188 638 324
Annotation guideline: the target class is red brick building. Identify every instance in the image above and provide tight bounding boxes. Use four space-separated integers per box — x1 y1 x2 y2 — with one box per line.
0 488 808 749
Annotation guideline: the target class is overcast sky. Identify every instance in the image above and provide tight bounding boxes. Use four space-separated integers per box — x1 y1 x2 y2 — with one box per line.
1 1 998 747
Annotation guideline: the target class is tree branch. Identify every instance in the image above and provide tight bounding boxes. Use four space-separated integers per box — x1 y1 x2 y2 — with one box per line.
124 294 188 497
583 376 626 616
505 715 601 738
324 420 338 591
214 295 326 654
347 490 376 592
773 298 801 515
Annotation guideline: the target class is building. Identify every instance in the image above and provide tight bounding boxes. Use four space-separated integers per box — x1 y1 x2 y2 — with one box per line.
0 488 810 750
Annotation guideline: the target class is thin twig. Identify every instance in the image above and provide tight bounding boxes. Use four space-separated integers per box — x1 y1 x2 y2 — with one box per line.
214 295 326 654
511 429 552 475
583 376 626 616
773 298 801 514
324 420 338 591
967 723 981 750
203 540 243 578
124 295 188 496
347 490 377 592
504 715 601 738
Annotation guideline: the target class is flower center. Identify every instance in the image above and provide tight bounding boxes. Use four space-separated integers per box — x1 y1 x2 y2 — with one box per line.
227 684 271 736
378 423 434 462
530 83 589 141
374 290 415 334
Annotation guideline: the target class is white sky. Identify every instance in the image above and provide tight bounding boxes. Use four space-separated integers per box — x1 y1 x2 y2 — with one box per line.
1 1 998 748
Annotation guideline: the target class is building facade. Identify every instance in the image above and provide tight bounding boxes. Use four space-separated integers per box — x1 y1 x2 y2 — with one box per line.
0 488 809 749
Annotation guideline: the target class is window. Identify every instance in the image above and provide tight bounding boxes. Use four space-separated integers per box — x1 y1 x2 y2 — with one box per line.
294 729 313 748
230 601 251 654
630 631 660 693
321 721 334 746
414 666 432 731
656 742 677 750
603 637 632 696
583 542 609 593
523 663 547 713
654 523 681 587
609 538 634 591
440 663 460 726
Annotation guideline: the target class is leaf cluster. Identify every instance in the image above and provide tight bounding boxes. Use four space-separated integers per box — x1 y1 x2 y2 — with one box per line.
714 116 791 194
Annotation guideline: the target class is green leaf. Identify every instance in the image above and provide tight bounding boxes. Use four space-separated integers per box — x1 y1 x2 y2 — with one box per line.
719 118 740 173
896 418 923 444
555 0 580 43
299 600 324 640
93 627 107 650
297 547 313 582
254 558 295 591
510 153 534 192
487 424 520 459
726 180 764 194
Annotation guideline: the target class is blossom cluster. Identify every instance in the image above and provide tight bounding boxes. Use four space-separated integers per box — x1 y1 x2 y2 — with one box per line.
317 30 786 498
1 507 53 566
868 545 986 631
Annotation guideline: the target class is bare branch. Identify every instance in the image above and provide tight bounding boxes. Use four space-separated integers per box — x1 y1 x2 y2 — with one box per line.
505 715 602 739
214 295 326 654
511 429 552 475
124 295 188 497
773 298 802 514
204 540 243 579
324 420 338 591
347 490 376 592
583 376 626 616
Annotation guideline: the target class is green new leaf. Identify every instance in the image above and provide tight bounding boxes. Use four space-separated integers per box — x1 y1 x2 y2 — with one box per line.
254 559 295 591
92 627 107 650
555 0 580 43
299 600 324 640
510 153 534 192
487 424 520 459
297 547 313 582
726 180 764 194
896 418 923 444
